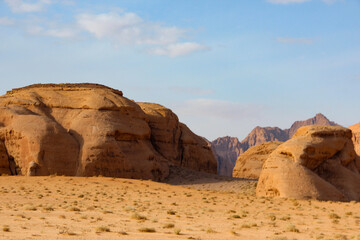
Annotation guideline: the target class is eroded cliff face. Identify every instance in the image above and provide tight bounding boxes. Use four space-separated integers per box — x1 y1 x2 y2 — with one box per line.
256 126 360 201
0 83 217 180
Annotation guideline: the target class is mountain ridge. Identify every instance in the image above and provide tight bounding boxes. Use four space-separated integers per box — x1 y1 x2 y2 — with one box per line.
212 113 338 176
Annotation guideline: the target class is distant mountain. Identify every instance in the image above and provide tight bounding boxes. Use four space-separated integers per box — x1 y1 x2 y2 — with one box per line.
287 113 338 138
211 137 243 176
211 113 338 177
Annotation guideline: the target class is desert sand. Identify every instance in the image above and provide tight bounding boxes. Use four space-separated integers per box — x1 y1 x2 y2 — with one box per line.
1 173 359 240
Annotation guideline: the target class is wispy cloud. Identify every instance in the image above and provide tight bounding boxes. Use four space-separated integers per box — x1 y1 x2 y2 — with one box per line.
2 5 207 57
4 0 52 13
0 17 14 25
75 12 207 57
267 0 339 4
149 42 208 57
174 99 265 120
277 37 313 44
76 12 185 45
169 86 215 96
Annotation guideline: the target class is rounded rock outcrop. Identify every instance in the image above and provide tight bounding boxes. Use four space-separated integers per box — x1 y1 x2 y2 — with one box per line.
256 125 360 201
0 83 217 179
232 141 282 179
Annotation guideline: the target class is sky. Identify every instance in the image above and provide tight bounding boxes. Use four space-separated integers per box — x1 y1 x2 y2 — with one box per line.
0 0 359 141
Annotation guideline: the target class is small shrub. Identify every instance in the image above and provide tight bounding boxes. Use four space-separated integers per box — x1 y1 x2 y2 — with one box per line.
96 226 110 233
206 228 216 233
2 226 10 232
232 214 241 219
329 213 341 219
163 223 175 229
167 210 176 215
68 207 80 212
174 228 181 235
138 227 155 233
131 213 147 221
287 225 300 233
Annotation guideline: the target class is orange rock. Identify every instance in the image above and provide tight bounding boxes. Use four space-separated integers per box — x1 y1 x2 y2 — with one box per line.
0 83 217 179
349 123 360 156
232 141 282 179
213 113 337 176
256 125 360 201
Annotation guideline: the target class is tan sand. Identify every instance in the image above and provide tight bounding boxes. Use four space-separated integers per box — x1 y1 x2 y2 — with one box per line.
0 175 359 240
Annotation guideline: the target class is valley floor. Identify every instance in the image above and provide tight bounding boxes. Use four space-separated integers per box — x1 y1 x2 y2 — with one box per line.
0 175 359 240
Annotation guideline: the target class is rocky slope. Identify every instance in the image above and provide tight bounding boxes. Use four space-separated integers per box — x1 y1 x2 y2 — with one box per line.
212 113 337 176
0 83 217 180
257 125 360 201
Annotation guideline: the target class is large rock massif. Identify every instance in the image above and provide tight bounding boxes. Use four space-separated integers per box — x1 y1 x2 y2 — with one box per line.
212 113 337 176
232 141 282 179
0 84 217 180
256 126 360 201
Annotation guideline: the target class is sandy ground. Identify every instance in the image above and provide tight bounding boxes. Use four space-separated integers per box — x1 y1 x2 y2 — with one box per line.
0 174 360 240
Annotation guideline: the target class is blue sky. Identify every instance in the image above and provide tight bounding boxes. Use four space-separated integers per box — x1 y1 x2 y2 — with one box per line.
0 0 359 140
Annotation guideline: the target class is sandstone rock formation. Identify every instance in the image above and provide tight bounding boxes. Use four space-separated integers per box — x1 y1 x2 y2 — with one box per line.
256 125 360 201
349 123 360 157
232 141 282 179
211 137 242 176
212 113 338 176
0 83 217 180
138 102 216 173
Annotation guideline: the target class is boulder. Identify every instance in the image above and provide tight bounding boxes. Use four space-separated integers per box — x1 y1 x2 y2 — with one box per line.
0 83 217 180
232 141 282 179
256 125 360 201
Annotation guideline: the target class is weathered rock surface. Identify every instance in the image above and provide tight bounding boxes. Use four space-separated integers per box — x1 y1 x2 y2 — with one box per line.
232 141 282 179
0 83 217 180
212 113 338 176
349 123 360 157
211 137 242 176
256 125 360 201
138 102 217 174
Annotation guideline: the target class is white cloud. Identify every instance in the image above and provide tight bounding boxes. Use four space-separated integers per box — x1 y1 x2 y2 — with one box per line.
0 17 14 25
267 0 339 3
75 12 207 57
277 37 313 44
174 99 265 120
4 0 52 13
77 12 185 45
149 42 208 57
4 9 206 57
